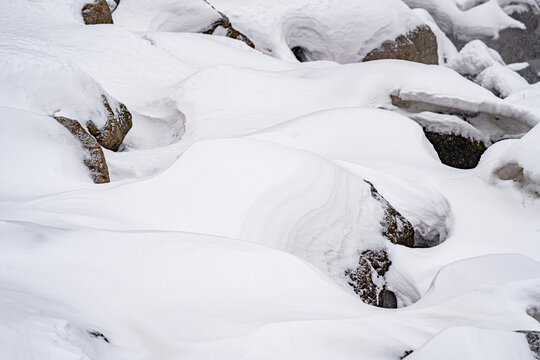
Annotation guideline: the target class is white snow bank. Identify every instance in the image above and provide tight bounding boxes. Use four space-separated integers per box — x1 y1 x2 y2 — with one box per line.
175 60 538 144
1 223 538 360
408 327 536 360
448 40 528 98
481 123 540 195
113 0 221 33
210 0 424 62
0 54 122 130
0 138 396 290
403 0 525 41
0 107 94 200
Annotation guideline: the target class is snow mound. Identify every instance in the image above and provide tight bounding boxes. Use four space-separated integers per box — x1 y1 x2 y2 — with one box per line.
403 0 526 41
407 327 536 360
0 107 95 200
113 0 220 33
209 0 425 62
0 55 122 131
487 123 540 196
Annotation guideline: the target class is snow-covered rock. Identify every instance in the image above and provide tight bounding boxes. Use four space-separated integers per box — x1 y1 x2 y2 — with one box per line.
210 0 429 63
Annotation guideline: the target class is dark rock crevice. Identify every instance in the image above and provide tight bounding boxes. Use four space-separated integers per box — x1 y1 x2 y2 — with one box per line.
423 130 487 169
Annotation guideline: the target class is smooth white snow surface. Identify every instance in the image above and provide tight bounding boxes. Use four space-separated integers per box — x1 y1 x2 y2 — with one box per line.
1 0 540 359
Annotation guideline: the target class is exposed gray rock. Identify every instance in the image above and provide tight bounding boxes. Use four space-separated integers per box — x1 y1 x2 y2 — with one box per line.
363 25 439 65
53 116 110 184
81 0 113 25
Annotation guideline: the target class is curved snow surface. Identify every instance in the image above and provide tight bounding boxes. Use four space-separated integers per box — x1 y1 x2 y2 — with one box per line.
1 224 539 360
2 1 540 359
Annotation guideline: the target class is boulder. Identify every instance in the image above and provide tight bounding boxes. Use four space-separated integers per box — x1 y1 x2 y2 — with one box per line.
363 25 439 65
53 116 110 184
86 95 132 151
423 130 487 169
81 0 114 25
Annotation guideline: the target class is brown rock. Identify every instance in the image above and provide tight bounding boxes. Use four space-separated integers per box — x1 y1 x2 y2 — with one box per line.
363 25 439 65
202 13 255 48
82 0 113 25
345 249 395 307
86 95 132 152
53 116 110 184
423 130 487 169
366 181 415 248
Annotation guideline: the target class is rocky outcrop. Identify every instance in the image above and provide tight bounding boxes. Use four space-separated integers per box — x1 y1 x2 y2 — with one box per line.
53 116 110 184
81 0 114 25
424 130 487 169
86 95 132 152
202 13 255 48
345 249 396 308
363 25 439 65
517 331 540 359
367 181 415 248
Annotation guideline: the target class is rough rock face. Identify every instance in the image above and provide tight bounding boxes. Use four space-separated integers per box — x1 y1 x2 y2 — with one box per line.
517 331 540 359
423 130 487 169
81 0 114 25
363 25 439 65
53 116 110 184
202 13 255 48
86 95 132 151
367 181 415 248
484 6 540 84
345 249 396 308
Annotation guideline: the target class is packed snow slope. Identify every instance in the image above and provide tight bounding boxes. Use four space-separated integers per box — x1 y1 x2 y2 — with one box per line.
1 1 540 360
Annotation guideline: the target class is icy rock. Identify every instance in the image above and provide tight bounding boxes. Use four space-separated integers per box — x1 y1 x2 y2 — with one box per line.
448 40 503 77
86 95 132 152
363 25 439 65
82 0 113 25
53 116 110 184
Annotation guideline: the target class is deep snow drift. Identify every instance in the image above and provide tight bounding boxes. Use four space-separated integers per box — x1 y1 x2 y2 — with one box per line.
1 0 540 360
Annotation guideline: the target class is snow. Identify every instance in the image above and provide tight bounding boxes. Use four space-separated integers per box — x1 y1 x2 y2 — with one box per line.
210 0 424 62
113 0 221 33
1 0 540 359
403 0 526 40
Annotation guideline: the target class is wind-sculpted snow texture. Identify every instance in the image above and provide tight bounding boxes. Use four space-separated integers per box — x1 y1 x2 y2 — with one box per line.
1 0 540 359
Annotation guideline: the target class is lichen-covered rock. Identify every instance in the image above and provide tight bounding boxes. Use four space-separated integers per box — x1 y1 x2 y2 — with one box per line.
53 116 110 184
202 13 255 48
86 95 132 152
517 331 540 359
363 25 439 65
424 130 487 169
345 249 395 307
367 181 415 248
81 0 114 25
